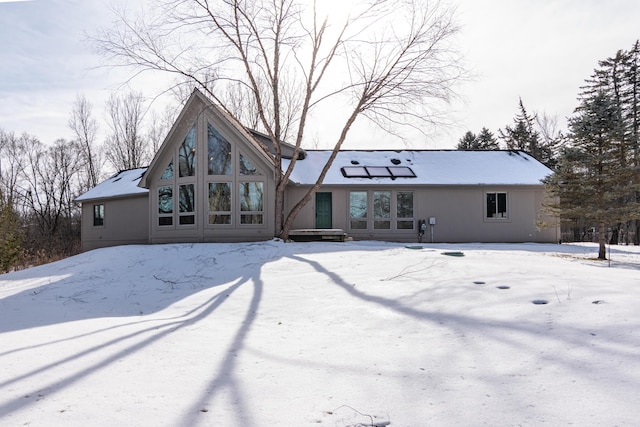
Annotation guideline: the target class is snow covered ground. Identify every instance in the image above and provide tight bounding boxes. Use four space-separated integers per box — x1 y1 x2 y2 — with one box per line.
1 240 639 426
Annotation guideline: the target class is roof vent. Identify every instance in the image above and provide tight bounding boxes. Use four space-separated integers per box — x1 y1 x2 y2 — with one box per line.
351 160 360 165
390 158 401 165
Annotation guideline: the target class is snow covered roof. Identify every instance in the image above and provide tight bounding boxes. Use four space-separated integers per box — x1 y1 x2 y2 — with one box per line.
75 168 148 202
283 150 552 186
76 150 552 203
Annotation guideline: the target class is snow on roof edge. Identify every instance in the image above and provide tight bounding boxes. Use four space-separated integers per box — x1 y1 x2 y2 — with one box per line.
75 167 149 202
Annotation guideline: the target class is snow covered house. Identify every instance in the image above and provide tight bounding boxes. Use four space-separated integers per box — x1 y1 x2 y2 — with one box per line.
76 89 559 251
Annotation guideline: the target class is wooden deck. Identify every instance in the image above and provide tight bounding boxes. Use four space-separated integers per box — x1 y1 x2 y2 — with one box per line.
288 229 347 242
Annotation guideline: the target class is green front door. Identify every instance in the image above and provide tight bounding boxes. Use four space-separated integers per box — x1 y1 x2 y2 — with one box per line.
315 192 332 229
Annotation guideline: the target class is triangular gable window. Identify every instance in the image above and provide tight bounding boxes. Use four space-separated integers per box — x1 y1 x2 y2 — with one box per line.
239 153 262 176
208 122 232 175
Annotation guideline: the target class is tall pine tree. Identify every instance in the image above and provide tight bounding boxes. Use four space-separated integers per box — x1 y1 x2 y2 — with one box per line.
499 98 556 166
581 42 640 243
545 91 629 259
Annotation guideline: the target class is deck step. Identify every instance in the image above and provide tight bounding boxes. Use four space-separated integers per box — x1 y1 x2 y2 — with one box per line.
289 229 347 242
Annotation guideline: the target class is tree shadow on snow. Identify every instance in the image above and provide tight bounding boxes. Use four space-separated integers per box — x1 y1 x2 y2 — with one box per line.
287 252 640 412
0 241 388 425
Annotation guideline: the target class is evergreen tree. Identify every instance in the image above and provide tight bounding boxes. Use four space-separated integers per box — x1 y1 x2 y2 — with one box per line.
457 131 478 149
456 128 499 150
581 42 640 243
0 191 22 272
499 98 556 166
477 127 500 150
545 92 631 259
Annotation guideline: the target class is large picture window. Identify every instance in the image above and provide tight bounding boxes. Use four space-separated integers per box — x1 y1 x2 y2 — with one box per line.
239 182 264 224
349 191 368 229
486 192 508 219
209 182 232 225
350 190 414 231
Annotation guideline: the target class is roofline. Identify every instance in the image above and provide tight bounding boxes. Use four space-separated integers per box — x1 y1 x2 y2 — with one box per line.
139 88 275 189
75 191 149 204
301 148 531 154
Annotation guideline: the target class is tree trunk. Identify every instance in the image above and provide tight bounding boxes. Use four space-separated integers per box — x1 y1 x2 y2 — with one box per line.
598 221 607 260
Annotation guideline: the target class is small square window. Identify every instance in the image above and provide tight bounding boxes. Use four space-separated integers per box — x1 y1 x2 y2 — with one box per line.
487 192 508 219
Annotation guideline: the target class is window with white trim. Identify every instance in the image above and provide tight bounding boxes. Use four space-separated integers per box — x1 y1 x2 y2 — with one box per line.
239 182 264 224
349 191 368 229
373 191 391 229
486 192 508 219
396 191 414 229
350 190 414 230
93 204 104 227
158 185 173 226
209 182 232 225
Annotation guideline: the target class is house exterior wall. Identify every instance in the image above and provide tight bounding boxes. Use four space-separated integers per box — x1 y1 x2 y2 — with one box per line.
144 96 277 244
80 195 149 251
285 185 559 243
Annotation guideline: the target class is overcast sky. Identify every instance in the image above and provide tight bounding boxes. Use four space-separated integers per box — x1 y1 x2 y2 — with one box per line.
1 0 640 149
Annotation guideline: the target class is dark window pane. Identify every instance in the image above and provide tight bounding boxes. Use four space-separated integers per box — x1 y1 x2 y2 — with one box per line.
497 193 507 216
93 204 104 226
374 220 391 229
350 220 367 230
179 215 195 225
487 193 496 218
397 191 413 218
179 184 195 213
241 214 263 224
179 125 196 177
487 192 507 218
209 214 231 225
397 220 414 230
159 216 173 226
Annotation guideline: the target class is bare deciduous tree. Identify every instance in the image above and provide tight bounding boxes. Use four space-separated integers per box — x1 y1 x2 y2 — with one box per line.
69 94 102 190
6 136 82 255
147 105 178 153
0 130 28 208
105 91 150 171
94 0 464 238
